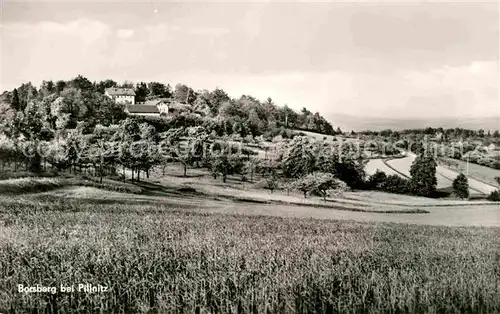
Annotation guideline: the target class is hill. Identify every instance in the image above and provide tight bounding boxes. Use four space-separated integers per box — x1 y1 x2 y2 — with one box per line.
329 113 500 132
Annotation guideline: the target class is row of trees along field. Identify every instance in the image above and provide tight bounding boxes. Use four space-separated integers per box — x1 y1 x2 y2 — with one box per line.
359 127 500 141
0 109 363 194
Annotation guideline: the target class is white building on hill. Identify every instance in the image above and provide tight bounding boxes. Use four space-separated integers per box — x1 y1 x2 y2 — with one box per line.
105 88 136 104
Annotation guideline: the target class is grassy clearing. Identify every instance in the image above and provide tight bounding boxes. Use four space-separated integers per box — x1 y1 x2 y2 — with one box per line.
0 170 59 180
365 158 404 177
1 196 499 313
440 157 500 188
385 155 496 195
0 177 78 194
0 176 143 195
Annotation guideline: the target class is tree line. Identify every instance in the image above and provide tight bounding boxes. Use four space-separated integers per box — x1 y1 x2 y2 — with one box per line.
3 75 337 139
359 127 500 140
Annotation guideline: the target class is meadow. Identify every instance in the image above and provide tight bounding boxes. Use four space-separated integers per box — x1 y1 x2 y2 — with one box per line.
439 157 500 188
1 195 500 313
385 155 497 195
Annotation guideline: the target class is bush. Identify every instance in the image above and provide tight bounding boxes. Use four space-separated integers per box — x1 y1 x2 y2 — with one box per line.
383 175 411 194
333 159 366 190
266 176 279 193
487 190 500 202
367 170 387 190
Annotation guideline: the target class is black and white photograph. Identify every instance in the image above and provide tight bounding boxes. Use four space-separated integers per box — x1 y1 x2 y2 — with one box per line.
1 0 499 312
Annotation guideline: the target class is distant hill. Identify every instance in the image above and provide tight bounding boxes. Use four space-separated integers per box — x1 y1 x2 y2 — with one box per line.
328 113 500 132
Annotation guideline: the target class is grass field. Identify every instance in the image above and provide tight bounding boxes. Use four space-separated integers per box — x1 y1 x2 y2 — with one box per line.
365 158 403 177
1 163 500 312
1 195 500 313
385 154 497 195
440 157 500 188
0 176 143 195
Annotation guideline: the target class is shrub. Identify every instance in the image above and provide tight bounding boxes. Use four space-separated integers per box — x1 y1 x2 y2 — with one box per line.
383 175 411 194
487 190 500 202
266 176 279 193
333 159 366 190
367 170 387 190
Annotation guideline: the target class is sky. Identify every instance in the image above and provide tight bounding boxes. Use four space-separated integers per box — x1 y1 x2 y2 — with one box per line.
1 0 499 120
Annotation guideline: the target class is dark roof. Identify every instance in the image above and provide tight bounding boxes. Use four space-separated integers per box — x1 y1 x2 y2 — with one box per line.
142 99 168 106
105 88 136 96
127 104 159 114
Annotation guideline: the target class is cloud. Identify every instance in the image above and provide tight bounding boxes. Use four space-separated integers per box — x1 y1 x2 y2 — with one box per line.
403 61 498 96
116 28 135 39
188 27 229 36
143 23 180 43
2 18 112 87
4 18 111 43
340 61 499 118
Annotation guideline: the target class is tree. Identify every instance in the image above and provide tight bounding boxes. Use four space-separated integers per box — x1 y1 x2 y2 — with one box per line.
192 90 212 116
54 87 84 129
494 176 500 188
313 143 366 189
292 174 315 198
292 172 347 200
281 136 315 178
55 80 67 94
409 153 437 197
115 118 141 181
312 172 347 201
174 84 196 104
210 153 231 182
71 75 94 91
148 82 172 99
452 173 469 199
171 138 196 177
122 81 134 89
247 109 262 136
39 80 56 98
11 89 20 110
16 82 38 111
45 138 71 172
95 79 118 94
208 88 231 116
134 82 149 102
368 170 387 190
85 125 122 182
487 190 500 201
243 158 258 182
265 170 279 193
